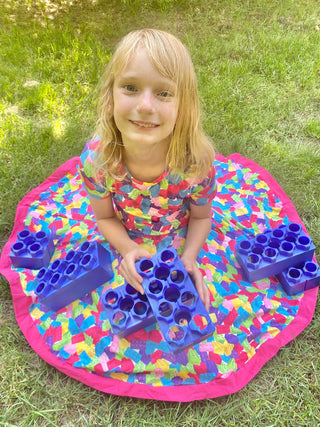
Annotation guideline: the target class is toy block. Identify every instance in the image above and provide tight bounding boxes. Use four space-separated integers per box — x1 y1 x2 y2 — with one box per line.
137 247 215 354
34 241 113 311
277 260 320 295
235 222 315 282
10 229 54 269
102 284 155 338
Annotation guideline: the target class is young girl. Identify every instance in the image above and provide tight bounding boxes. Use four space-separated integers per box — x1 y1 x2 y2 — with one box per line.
80 29 216 310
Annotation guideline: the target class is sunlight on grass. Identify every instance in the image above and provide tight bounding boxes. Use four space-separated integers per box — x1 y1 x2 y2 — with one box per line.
52 118 67 138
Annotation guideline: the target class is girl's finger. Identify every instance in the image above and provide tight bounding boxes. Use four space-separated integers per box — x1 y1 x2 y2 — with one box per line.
120 259 145 294
186 265 210 311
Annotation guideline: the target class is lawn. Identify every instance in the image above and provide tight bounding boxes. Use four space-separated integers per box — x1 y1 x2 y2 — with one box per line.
0 0 320 425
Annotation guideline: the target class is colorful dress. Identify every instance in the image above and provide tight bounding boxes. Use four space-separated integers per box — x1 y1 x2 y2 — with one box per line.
79 139 217 253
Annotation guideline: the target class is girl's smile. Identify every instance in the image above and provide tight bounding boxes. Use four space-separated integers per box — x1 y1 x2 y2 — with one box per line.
129 120 160 129
112 48 178 152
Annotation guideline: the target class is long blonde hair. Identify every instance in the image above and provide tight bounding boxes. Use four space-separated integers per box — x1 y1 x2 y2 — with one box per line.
95 28 214 180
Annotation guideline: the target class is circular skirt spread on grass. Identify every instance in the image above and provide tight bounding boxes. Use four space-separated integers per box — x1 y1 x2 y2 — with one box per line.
0 153 318 401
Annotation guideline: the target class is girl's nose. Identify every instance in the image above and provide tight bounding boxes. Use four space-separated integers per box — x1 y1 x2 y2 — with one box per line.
136 90 155 113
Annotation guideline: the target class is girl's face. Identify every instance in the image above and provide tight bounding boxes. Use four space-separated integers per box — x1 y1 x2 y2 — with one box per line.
112 48 178 152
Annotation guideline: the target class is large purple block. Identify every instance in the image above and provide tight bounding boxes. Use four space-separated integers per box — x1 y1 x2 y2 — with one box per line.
101 284 155 338
137 247 215 354
277 260 320 295
34 241 113 311
235 222 315 282
10 229 54 269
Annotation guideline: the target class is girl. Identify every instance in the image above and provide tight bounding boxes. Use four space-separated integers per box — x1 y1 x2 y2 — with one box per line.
80 29 216 310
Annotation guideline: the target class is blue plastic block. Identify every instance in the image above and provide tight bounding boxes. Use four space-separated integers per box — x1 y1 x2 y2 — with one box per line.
101 284 155 338
276 260 320 295
137 247 215 354
10 229 54 269
235 222 315 282
34 241 113 311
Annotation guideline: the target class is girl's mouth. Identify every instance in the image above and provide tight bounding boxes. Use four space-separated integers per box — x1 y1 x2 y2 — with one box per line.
130 120 159 129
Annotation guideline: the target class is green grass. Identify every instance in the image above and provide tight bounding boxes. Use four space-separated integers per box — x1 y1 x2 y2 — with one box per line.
1 0 320 425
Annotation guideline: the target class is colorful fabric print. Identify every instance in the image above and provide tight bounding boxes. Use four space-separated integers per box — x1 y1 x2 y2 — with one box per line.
79 139 217 249
0 153 317 401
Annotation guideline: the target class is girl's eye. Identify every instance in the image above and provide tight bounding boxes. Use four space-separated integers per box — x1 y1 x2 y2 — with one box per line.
124 84 137 92
158 90 173 98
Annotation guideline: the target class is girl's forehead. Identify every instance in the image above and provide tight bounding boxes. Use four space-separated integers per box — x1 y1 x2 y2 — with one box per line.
114 47 177 85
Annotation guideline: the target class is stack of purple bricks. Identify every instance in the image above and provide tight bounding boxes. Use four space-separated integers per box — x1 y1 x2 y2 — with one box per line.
10 229 114 311
235 222 320 295
102 247 215 353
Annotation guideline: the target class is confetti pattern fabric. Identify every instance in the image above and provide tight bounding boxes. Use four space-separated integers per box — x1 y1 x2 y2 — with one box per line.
0 153 317 401
79 138 216 253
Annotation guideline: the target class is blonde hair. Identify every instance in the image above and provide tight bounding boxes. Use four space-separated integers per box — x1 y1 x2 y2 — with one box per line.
95 28 214 180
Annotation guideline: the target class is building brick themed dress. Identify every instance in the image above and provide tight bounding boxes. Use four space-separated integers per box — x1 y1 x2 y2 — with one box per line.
80 139 217 255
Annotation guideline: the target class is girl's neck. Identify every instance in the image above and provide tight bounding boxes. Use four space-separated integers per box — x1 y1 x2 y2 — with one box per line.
123 141 169 182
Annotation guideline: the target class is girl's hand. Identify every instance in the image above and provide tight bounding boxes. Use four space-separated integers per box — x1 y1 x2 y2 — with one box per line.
180 257 211 312
119 246 152 294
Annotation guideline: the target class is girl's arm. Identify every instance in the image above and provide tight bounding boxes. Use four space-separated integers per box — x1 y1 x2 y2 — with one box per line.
180 202 212 311
88 194 151 294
